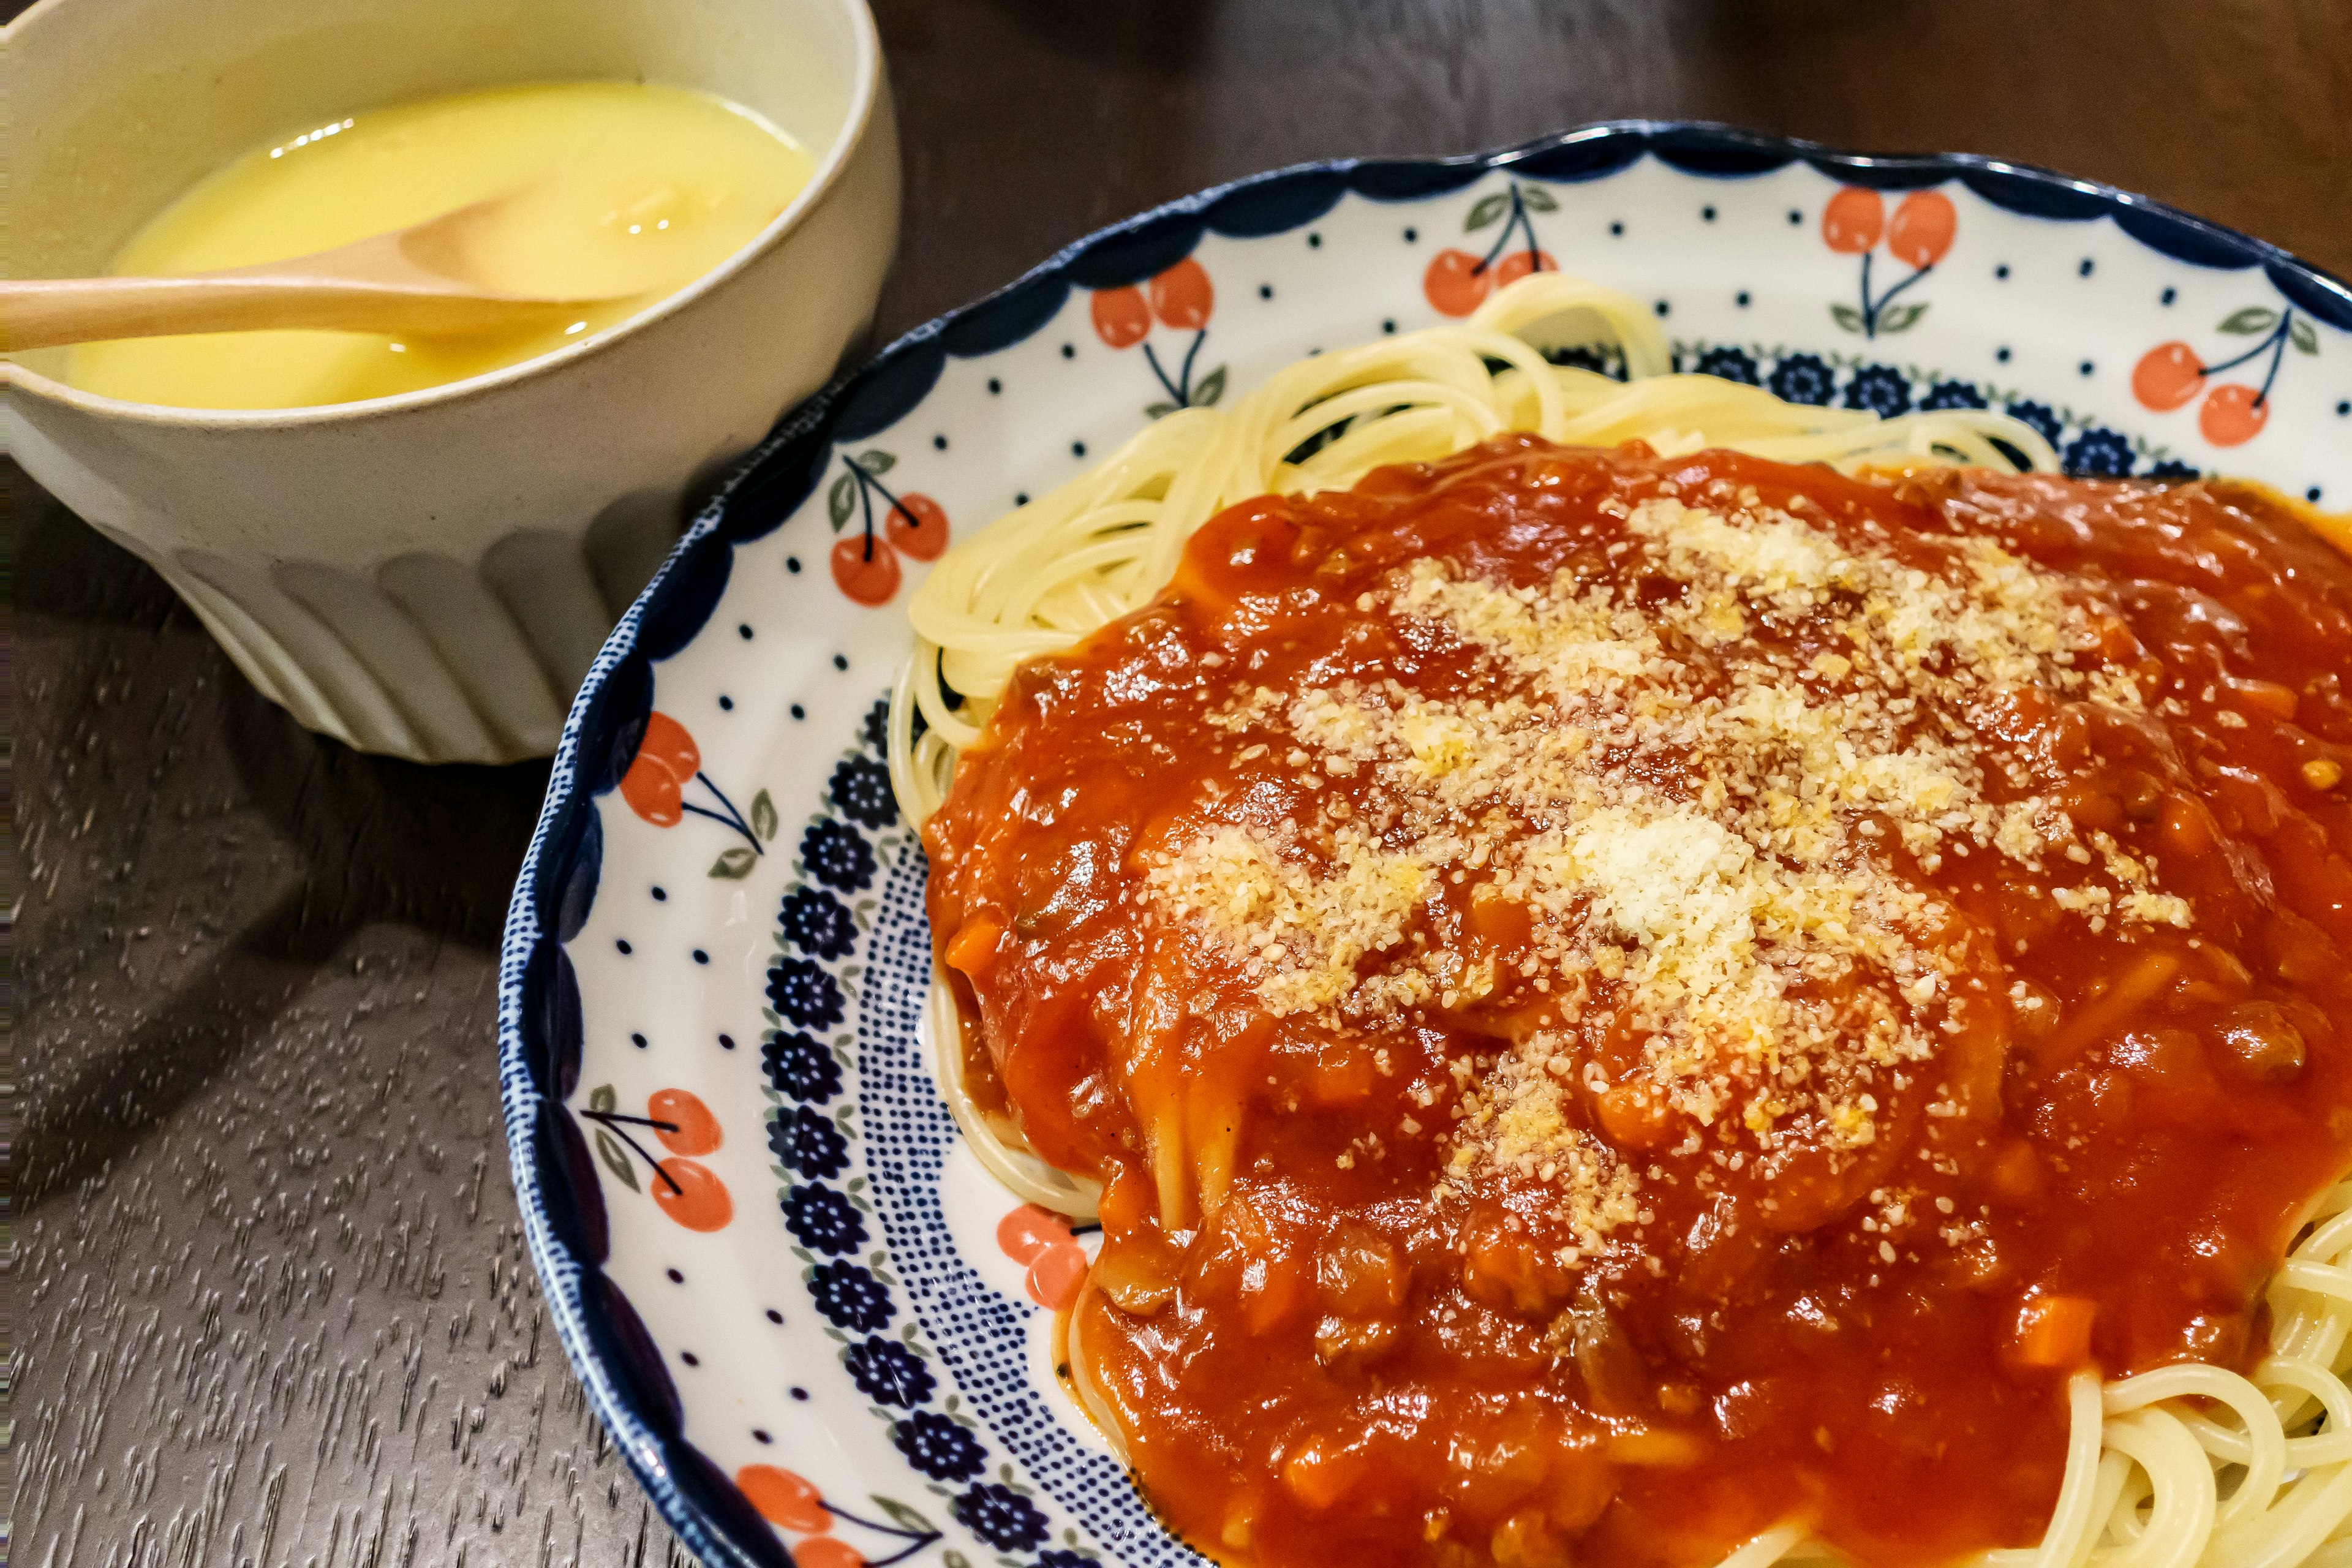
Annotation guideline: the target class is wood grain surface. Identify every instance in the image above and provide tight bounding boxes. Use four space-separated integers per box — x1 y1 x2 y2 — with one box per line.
15 2 2350 1564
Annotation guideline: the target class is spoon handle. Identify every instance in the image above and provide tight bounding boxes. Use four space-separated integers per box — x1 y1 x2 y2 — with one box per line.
3 274 579 351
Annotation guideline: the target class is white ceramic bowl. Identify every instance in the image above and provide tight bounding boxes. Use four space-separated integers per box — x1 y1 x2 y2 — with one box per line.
3 0 899 763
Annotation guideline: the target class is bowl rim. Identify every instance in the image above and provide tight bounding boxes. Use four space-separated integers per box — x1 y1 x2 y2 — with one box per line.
0 0 887 428
496 118 2352 1568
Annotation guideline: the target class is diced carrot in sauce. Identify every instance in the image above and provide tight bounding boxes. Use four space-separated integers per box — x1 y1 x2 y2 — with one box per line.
1281 1434 1366 1510
2010 1294 2098 1370
944 916 1003 978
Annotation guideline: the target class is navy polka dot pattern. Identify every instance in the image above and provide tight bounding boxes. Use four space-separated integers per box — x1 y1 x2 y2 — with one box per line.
750 718 1088 1558
856 842 1197 1565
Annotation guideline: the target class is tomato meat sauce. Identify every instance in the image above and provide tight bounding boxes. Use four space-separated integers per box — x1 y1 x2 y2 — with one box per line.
921 438 2352 1568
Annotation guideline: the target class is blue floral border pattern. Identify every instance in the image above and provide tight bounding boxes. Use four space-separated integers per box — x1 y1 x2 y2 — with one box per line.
498 119 2352 1568
758 704 1099 1567
1673 342 2199 478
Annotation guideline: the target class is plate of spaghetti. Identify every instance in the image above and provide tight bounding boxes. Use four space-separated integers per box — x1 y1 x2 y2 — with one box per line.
499 123 2352 1568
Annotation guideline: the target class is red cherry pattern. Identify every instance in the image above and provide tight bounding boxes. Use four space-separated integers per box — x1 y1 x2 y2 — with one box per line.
1093 258 1219 349
2132 304 2312 448
1886 190 1956 270
652 1156 733 1231
1090 286 1151 349
830 533 903 607
997 1204 1087 1310
2133 342 2207 412
794 1540 864 1568
1821 185 1957 338
1491 248 1556 289
997 1203 1071 1262
650 1087 722 1155
1148 257 1215 332
587 1082 736 1231
620 712 701 826
739 1464 831 1532
1027 1242 1088 1311
1423 248 1491 318
886 494 949 562
1821 186 1885 255
2199 383 2269 447
826 447 947 606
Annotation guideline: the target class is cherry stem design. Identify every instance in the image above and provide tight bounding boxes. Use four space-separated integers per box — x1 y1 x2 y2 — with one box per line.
1857 251 1934 338
842 456 920 559
1472 185 1545 277
1142 328 1209 407
581 1108 686 1195
820 1499 944 1562
2194 311 2298 405
681 771 761 853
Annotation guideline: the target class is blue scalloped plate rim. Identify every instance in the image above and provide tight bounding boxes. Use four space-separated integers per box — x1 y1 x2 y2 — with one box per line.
496 118 2352 1568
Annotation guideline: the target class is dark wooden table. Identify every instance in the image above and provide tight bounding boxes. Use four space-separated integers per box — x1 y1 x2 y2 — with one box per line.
18 2 2351 1562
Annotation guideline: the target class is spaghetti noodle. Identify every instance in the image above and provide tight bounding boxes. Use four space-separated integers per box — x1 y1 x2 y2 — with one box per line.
889 274 2057 824
894 273 2352 1568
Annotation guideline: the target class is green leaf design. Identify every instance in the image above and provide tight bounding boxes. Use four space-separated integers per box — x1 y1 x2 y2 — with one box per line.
1191 365 1229 407
2291 315 2320 355
1466 192 1510 232
858 449 897 473
710 845 758 879
943 1553 973 1568
1877 301 1930 334
594 1129 639 1191
871 1496 936 1534
827 471 854 530
1144 400 1179 420
589 1084 617 1114
750 789 778 842
1518 184 1559 213
2218 307 2279 335
1830 302 1867 334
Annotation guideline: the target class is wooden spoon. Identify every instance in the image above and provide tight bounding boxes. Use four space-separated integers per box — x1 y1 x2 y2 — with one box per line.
3 193 628 352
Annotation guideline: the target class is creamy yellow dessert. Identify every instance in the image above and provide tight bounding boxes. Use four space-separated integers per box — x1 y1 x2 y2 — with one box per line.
71 81 815 409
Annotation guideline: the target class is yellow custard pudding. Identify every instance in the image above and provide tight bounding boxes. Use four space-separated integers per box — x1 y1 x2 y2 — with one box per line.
69 81 816 409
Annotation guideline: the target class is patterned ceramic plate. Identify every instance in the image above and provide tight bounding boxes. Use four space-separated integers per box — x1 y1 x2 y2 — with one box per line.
498 122 2352 1568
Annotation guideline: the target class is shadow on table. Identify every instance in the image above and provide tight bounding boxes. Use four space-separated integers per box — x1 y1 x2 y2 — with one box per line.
21 482 554 1207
